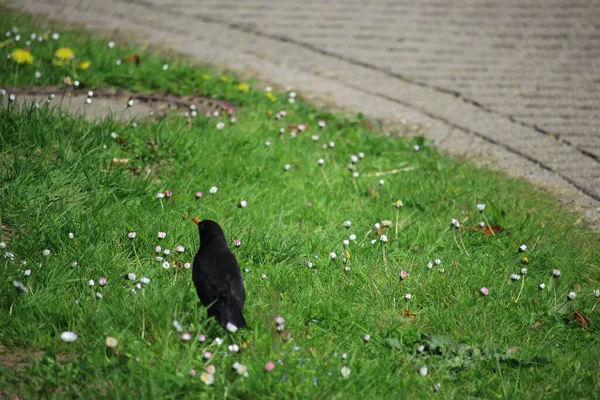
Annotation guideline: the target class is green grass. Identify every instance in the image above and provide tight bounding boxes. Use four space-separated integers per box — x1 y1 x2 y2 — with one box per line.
2 10 600 400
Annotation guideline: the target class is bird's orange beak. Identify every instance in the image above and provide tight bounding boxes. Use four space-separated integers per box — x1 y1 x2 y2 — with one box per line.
192 218 202 225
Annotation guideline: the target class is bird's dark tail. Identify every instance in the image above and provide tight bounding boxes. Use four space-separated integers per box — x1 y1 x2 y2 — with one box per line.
218 303 247 330
208 300 247 330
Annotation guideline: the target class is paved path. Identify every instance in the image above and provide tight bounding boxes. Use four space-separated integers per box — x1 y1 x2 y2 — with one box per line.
10 0 600 228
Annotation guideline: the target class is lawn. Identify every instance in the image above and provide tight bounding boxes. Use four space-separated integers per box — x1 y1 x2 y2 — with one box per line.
1 10 600 399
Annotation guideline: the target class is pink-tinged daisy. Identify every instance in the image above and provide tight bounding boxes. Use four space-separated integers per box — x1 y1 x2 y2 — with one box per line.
553 269 561 277
340 366 351 378
197 334 207 342
216 122 225 130
203 351 212 359
128 232 136 239
98 277 107 286
510 274 521 281
567 292 577 300
434 383 441 392
127 273 137 281
140 277 150 284
228 344 240 352
265 361 275 372
419 366 428 376
195 191 203 199
42 249 51 256
158 232 166 239
480 287 489 296
261 273 267 279
298 124 306 131
163 249 171 255
184 263 191 269
165 190 173 198
156 246 162 253
330 252 337 260
188 369 196 377
451 218 460 229
318 120 326 128
233 239 241 247
363 334 371 342
344 266 351 272
400 271 408 280
226 323 238 333
176 245 185 253
206 365 216 375
181 332 191 341
209 186 218 194
239 200 247 208
404 293 412 300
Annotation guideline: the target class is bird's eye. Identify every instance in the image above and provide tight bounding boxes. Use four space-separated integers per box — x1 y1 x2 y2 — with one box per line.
199 224 205 231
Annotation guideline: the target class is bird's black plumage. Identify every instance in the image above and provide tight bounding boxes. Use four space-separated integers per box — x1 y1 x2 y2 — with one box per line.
192 219 246 330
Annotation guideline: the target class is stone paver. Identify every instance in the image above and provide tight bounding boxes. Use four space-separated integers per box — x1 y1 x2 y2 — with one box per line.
9 0 600 228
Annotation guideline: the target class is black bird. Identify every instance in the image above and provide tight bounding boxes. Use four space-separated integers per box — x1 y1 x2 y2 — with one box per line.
192 218 246 330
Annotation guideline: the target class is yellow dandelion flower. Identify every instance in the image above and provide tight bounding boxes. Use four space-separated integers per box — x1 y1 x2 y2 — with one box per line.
76 60 91 70
265 92 276 102
11 48 33 64
344 250 351 260
237 82 250 92
220 76 230 82
55 47 74 61
202 73 210 80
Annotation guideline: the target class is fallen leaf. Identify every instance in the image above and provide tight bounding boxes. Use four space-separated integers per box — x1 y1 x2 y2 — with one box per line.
403 309 416 318
368 186 376 200
530 320 545 329
122 53 141 66
112 158 130 165
0 39 13 48
466 224 505 236
574 284 581 291
507 346 520 354
569 312 590 328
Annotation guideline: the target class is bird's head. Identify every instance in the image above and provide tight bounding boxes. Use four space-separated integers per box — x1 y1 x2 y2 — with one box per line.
192 218 227 246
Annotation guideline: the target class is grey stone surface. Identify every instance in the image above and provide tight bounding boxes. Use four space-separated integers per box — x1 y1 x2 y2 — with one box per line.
8 0 600 228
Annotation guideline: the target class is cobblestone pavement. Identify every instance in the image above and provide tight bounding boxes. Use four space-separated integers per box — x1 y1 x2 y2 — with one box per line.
10 0 600 228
